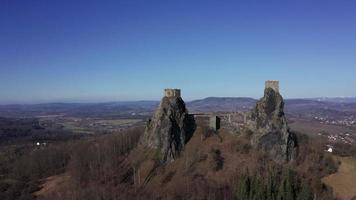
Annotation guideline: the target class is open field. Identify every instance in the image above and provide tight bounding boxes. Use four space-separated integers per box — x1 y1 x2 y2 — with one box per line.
40 117 144 134
95 119 142 126
289 119 356 137
322 156 356 200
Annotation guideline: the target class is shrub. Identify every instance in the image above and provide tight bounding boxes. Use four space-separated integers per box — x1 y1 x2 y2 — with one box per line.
201 125 215 140
209 148 224 171
322 155 338 174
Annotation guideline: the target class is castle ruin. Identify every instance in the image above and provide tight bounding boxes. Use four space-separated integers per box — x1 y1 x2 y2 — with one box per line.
209 116 221 131
265 80 279 93
142 88 196 163
164 89 181 98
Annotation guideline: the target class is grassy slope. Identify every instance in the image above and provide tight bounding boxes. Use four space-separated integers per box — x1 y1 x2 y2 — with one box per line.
322 156 356 200
29 126 337 200
131 128 281 199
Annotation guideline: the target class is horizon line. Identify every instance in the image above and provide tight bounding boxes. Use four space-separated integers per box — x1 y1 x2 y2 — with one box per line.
1 96 356 106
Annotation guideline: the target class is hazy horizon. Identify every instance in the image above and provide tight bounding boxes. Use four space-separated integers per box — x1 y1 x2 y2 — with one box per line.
1 94 356 105
1 1 356 104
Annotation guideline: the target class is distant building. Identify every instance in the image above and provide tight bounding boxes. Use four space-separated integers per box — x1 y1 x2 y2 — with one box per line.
327 147 333 153
265 80 279 93
164 89 181 98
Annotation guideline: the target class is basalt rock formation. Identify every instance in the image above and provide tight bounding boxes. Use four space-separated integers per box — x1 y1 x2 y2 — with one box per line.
141 91 196 163
247 87 297 163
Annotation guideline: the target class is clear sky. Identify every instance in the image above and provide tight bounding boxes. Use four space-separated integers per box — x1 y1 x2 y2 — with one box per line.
1 0 356 104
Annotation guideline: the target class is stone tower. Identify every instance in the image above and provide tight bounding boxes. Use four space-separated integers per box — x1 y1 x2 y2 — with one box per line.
164 89 181 98
141 89 196 163
247 80 297 163
265 80 279 93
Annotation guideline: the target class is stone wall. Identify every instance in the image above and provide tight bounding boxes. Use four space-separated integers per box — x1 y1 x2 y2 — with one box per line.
265 80 279 93
209 116 221 131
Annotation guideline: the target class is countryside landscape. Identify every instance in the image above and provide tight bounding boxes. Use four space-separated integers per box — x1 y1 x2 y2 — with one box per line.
1 83 356 199
1 1 356 200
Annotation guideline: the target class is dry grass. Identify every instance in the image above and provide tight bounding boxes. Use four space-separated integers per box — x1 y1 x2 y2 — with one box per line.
35 173 71 199
30 126 338 200
322 156 356 200
130 127 269 199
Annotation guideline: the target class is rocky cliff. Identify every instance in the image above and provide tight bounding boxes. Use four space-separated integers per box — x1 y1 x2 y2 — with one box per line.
141 95 196 163
247 88 297 163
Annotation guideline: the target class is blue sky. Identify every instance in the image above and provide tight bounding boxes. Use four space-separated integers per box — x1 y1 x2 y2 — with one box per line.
1 0 356 104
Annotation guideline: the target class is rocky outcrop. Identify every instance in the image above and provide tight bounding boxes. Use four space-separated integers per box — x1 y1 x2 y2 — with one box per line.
247 88 297 163
141 95 196 163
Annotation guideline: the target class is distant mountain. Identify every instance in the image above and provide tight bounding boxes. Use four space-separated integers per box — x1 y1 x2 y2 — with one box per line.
0 101 159 118
288 99 356 122
187 97 356 119
187 97 256 112
1 97 356 119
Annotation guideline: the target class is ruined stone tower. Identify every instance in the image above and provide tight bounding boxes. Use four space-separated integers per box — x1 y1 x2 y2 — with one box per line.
247 80 297 163
164 89 181 98
265 80 279 93
141 89 196 163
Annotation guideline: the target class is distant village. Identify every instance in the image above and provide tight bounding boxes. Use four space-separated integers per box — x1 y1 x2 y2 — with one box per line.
314 116 356 126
